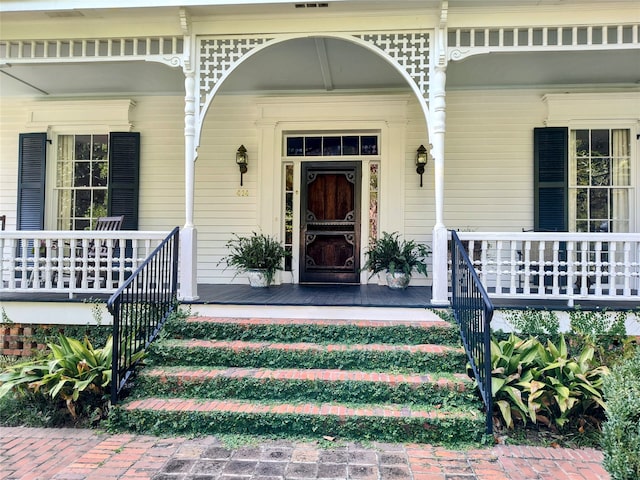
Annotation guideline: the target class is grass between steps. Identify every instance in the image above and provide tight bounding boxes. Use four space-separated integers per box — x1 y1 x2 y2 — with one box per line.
164 317 462 346
133 369 480 408
146 340 467 374
106 403 484 447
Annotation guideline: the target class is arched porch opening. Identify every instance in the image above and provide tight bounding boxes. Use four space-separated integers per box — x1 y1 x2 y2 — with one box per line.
180 33 446 301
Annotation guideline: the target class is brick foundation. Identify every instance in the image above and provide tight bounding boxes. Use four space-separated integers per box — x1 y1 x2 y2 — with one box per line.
1 324 55 357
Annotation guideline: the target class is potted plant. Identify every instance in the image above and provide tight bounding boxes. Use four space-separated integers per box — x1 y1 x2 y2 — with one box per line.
362 231 431 289
220 232 289 287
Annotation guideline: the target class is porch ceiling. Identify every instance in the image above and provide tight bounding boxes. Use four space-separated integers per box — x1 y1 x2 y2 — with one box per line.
2 42 639 98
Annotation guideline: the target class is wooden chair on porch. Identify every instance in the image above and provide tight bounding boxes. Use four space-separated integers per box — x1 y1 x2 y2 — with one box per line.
76 215 125 288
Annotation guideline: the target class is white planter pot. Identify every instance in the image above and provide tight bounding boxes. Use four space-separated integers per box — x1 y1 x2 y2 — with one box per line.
385 271 411 289
247 269 270 287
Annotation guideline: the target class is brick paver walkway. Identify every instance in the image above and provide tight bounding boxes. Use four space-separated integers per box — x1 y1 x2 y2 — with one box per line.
0 427 610 480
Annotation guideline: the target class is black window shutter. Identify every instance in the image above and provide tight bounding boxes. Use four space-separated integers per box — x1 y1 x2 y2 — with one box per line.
534 127 568 232
17 133 47 230
108 132 140 230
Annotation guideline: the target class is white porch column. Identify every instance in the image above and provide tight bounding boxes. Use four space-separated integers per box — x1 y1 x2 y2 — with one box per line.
179 69 199 300
430 64 449 306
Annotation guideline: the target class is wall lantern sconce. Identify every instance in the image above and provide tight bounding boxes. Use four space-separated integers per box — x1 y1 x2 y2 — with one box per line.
416 144 428 187
236 145 248 186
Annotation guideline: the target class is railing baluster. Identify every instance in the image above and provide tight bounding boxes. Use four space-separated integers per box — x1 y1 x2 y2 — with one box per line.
107 227 179 404
450 230 494 435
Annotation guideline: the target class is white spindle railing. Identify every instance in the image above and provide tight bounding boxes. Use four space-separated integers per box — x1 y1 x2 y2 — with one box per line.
0 231 170 298
448 23 639 59
453 232 640 303
0 36 184 63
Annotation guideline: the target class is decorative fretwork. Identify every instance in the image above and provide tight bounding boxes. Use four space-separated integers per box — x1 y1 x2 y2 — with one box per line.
356 33 430 101
198 33 431 109
199 37 273 106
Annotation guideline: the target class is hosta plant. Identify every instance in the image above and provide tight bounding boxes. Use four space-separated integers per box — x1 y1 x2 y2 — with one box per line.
489 333 610 431
490 334 539 428
0 335 117 419
522 335 609 429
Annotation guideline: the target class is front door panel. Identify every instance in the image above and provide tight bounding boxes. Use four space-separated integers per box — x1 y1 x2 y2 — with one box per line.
300 162 361 283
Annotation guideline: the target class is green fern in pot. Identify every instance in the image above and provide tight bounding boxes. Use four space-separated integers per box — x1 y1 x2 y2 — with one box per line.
220 232 289 286
362 231 430 288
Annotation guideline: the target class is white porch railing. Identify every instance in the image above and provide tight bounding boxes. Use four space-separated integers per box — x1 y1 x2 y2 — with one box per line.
454 232 640 304
0 231 170 298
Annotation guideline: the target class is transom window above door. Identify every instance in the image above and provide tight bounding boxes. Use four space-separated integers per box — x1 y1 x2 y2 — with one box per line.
284 134 379 157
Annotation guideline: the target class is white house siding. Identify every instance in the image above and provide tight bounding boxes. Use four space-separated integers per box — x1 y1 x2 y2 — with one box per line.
444 89 547 232
0 99 23 230
195 95 260 284
129 96 185 231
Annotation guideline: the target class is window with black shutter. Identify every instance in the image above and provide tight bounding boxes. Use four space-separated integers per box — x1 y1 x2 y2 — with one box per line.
533 127 568 232
16 132 140 231
17 133 47 231
108 132 140 230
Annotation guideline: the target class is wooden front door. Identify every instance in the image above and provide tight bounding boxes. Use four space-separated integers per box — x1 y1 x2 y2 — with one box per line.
300 162 361 284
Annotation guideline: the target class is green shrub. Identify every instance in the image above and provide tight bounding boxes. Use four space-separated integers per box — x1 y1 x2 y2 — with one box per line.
602 347 640 480
504 309 560 336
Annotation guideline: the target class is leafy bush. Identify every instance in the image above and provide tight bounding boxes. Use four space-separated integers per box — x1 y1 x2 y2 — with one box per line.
602 347 640 480
0 335 114 420
504 309 560 336
490 334 609 431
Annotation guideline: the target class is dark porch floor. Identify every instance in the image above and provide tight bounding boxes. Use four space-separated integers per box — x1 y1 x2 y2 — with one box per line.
0 284 635 311
187 284 433 308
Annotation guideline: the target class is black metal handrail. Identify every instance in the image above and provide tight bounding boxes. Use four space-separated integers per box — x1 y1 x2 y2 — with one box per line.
450 230 495 434
108 227 179 404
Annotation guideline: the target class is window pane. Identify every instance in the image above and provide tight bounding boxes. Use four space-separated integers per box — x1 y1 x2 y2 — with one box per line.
92 135 108 160
590 220 609 232
590 129 609 156
92 161 108 187
612 129 629 157
323 136 341 156
56 160 74 188
590 158 610 186
612 159 630 186
75 135 91 160
361 136 378 155
58 135 74 161
576 220 588 232
574 130 589 156
92 190 107 219
576 188 588 219
74 189 91 217
286 137 303 156
576 158 589 186
285 164 293 190
305 137 322 156
343 136 359 155
74 161 91 187
589 189 609 219
74 219 90 231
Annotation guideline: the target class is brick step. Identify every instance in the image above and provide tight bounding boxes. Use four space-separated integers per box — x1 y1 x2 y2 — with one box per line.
111 397 483 445
147 339 467 373
136 366 478 407
164 315 460 346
